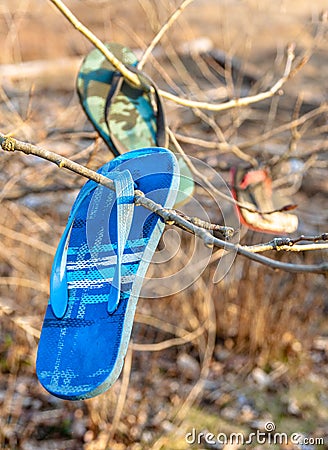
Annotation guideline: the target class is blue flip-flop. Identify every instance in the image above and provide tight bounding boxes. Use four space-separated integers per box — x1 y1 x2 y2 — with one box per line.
36 147 179 400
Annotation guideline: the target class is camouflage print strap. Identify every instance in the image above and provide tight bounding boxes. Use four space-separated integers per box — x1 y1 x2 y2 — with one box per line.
131 66 167 148
104 73 127 154
105 65 168 154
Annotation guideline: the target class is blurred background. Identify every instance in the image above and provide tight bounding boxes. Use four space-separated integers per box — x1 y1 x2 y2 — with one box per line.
0 0 327 449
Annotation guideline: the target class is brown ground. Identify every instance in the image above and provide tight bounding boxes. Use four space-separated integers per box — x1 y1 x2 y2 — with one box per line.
0 1 328 449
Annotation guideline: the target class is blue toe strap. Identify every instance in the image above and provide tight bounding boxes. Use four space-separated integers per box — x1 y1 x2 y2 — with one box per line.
107 170 134 313
50 182 97 319
50 170 135 319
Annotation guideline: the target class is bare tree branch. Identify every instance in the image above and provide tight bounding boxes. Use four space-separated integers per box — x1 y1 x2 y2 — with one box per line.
138 0 194 69
1 133 327 274
49 0 299 113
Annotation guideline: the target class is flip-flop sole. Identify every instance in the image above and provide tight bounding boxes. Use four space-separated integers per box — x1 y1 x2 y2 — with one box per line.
231 167 298 234
37 147 179 400
77 43 156 153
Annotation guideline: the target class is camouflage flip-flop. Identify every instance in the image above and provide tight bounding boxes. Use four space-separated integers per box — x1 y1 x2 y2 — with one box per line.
231 166 298 234
76 42 194 206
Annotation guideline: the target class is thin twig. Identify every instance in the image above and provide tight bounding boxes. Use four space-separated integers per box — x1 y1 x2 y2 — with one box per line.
131 325 205 352
0 223 55 255
105 344 133 446
174 278 216 424
174 131 258 165
0 277 49 294
1 133 327 274
247 234 328 253
250 243 328 253
138 0 194 69
135 313 194 338
152 277 217 449
173 209 234 238
238 104 328 150
0 297 40 339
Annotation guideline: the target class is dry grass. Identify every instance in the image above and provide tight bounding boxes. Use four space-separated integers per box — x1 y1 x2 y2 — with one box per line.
0 0 328 449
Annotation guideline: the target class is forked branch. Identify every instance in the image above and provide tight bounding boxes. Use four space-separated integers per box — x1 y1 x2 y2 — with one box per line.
49 0 299 113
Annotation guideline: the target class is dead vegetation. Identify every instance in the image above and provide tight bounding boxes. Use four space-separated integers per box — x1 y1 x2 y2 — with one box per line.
0 1 328 449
